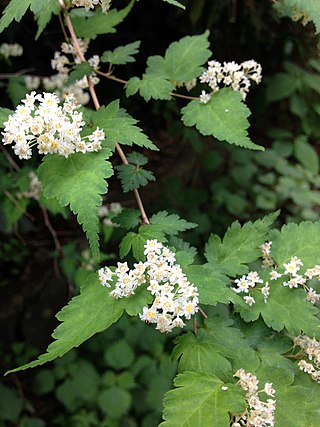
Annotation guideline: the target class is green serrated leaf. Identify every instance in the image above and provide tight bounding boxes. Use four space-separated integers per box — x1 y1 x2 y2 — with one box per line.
160 371 246 427
127 75 174 101
70 0 135 39
0 0 51 33
150 211 197 236
113 208 140 229
205 212 279 277
67 62 94 86
294 137 319 175
0 107 13 127
126 151 148 166
270 221 320 267
101 41 140 65
93 100 158 150
181 88 264 150
6 274 123 373
116 163 155 192
162 0 185 9
38 149 113 260
237 280 320 339
35 0 60 39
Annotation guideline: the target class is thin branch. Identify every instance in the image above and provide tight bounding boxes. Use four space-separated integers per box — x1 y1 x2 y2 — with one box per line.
0 67 35 79
4 191 35 221
41 207 62 261
193 317 198 334
1 145 20 171
60 5 150 224
198 306 208 319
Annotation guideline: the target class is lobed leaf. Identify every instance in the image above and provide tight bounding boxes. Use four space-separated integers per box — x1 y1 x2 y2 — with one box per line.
67 62 94 86
150 211 197 236
115 163 155 192
35 0 60 39
101 41 140 65
205 211 279 277
38 149 113 260
92 100 158 150
6 274 123 373
181 88 264 150
160 371 246 427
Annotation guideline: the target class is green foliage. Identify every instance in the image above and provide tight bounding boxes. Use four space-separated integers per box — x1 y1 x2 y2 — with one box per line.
0 0 51 33
0 107 13 127
38 149 113 260
150 211 197 235
34 0 60 39
92 100 158 150
275 0 320 33
205 212 279 276
126 31 211 101
70 0 135 39
115 152 155 192
67 62 94 85
181 89 264 150
160 372 246 426
162 0 185 9
101 41 140 65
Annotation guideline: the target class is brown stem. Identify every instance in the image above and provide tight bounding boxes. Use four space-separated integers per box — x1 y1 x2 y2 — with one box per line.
41 207 61 254
193 317 198 334
61 6 150 224
0 67 35 79
1 145 20 171
198 306 208 319
4 191 35 221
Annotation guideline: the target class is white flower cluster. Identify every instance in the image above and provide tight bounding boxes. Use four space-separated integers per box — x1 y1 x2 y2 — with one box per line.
72 0 112 13
0 43 23 59
18 171 41 201
98 240 199 333
24 39 100 106
2 92 105 159
260 241 274 268
294 335 320 383
199 59 262 103
232 271 270 306
98 202 122 227
232 369 276 427
269 256 320 304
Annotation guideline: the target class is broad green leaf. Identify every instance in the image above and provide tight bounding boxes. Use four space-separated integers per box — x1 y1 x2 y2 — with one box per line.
6 274 123 373
150 211 197 235
172 332 233 377
38 149 113 260
119 225 167 260
101 41 140 65
116 163 155 192
184 265 239 306
164 30 211 82
120 285 153 316
67 62 94 85
266 73 297 102
162 0 185 9
181 88 264 150
269 221 320 267
0 0 51 32
126 75 174 101
35 0 60 39
160 371 246 427
0 107 13 127
70 0 135 39
127 151 148 166
93 100 158 150
294 137 319 175
284 0 320 33
237 280 320 339
98 387 131 418
205 212 279 277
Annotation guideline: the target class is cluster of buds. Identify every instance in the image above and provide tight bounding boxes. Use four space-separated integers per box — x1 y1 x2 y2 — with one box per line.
199 59 262 103
260 242 274 268
25 39 100 105
0 43 23 59
98 240 199 333
2 91 105 159
294 335 320 383
232 271 270 306
72 0 112 13
231 369 276 427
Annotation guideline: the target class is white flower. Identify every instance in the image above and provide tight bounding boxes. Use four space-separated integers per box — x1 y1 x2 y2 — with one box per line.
264 382 275 397
243 296 255 306
199 90 211 104
270 270 282 280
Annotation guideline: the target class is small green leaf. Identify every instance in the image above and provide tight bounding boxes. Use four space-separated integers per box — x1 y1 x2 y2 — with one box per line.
0 107 13 127
150 211 197 235
67 62 94 86
113 208 141 229
35 0 60 39
93 100 158 150
101 41 140 65
127 151 148 166
182 88 264 150
98 387 131 418
104 340 134 369
126 75 174 101
162 0 185 9
294 137 319 175
116 163 155 192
